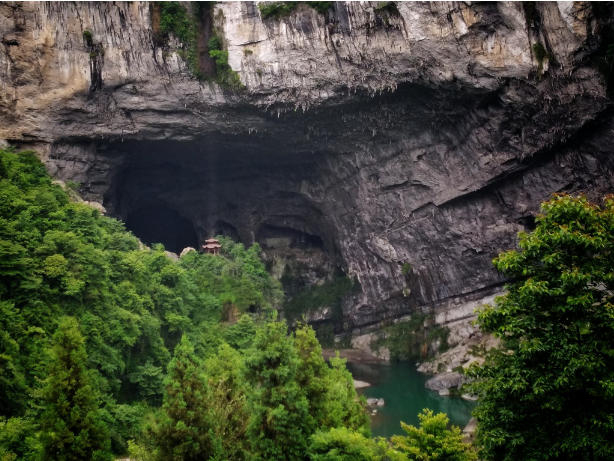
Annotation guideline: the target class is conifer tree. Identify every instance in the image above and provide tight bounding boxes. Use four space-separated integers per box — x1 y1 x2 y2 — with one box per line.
155 335 221 461
0 301 27 418
40 316 111 461
294 324 370 435
244 321 312 460
205 343 251 460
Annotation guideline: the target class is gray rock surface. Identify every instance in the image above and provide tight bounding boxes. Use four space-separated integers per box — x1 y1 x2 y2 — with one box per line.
2 2 614 336
425 372 464 395
418 330 500 374
366 398 385 407
463 417 478 443
180 247 196 258
353 380 370 390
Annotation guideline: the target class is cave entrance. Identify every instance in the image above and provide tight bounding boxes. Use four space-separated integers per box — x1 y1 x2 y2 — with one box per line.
125 204 198 254
257 224 324 250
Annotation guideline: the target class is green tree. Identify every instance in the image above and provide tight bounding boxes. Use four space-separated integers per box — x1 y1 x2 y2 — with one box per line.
204 343 251 460
154 335 221 461
224 313 257 350
468 194 614 461
0 416 41 461
244 321 312 460
308 427 405 461
0 302 27 418
40 316 111 461
0 148 285 458
391 410 476 461
294 324 370 435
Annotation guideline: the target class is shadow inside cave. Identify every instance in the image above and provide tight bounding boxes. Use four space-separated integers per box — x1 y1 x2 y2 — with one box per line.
124 204 199 254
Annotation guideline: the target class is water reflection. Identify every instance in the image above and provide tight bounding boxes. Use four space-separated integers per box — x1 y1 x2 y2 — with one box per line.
346 361 475 438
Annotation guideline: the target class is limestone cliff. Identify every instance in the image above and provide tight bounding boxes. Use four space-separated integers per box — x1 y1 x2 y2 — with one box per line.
2 1 614 339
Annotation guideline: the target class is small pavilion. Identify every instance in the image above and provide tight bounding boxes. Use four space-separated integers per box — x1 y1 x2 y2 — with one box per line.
202 238 222 255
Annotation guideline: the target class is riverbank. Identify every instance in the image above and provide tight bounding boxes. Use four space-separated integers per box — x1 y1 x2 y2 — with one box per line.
321 348 385 364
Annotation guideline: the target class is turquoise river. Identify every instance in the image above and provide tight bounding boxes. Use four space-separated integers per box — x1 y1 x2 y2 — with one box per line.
346 361 476 438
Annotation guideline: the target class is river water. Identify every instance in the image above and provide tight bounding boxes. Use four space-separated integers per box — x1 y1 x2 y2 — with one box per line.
346 361 476 438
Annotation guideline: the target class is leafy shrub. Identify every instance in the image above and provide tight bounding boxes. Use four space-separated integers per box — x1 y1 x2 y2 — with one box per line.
283 276 356 325
372 313 450 361
259 1 299 19
208 35 244 90
159 1 201 78
82 30 93 46
308 427 402 461
307 1 333 14
207 35 222 51
532 42 547 63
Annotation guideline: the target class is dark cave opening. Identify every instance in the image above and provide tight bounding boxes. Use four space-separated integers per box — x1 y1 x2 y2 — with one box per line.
101 137 337 265
257 224 324 250
124 204 199 254
213 220 241 241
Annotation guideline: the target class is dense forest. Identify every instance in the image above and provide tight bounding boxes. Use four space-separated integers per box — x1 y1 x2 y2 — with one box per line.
0 149 477 460
1 146 613 461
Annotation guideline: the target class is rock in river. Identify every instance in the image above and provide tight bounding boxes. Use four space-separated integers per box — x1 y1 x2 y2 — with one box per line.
425 372 464 396
353 380 371 389
366 398 385 407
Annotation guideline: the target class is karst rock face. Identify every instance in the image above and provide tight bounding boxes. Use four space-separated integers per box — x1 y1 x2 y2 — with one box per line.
2 1 614 335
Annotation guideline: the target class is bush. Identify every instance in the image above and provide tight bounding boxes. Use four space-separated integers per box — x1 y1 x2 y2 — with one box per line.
283 276 356 325
532 42 547 63
159 1 201 78
208 35 244 90
374 2 400 17
82 30 93 46
307 1 333 14
372 313 449 361
308 427 403 461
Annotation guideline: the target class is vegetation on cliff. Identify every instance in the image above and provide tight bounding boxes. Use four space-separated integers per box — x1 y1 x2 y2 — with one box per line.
157 2 243 89
207 35 244 90
372 313 450 362
258 2 334 20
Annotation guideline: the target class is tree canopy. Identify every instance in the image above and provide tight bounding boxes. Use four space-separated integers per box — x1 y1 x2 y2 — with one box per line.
469 194 614 461
0 148 282 458
391 409 476 461
40 316 111 461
